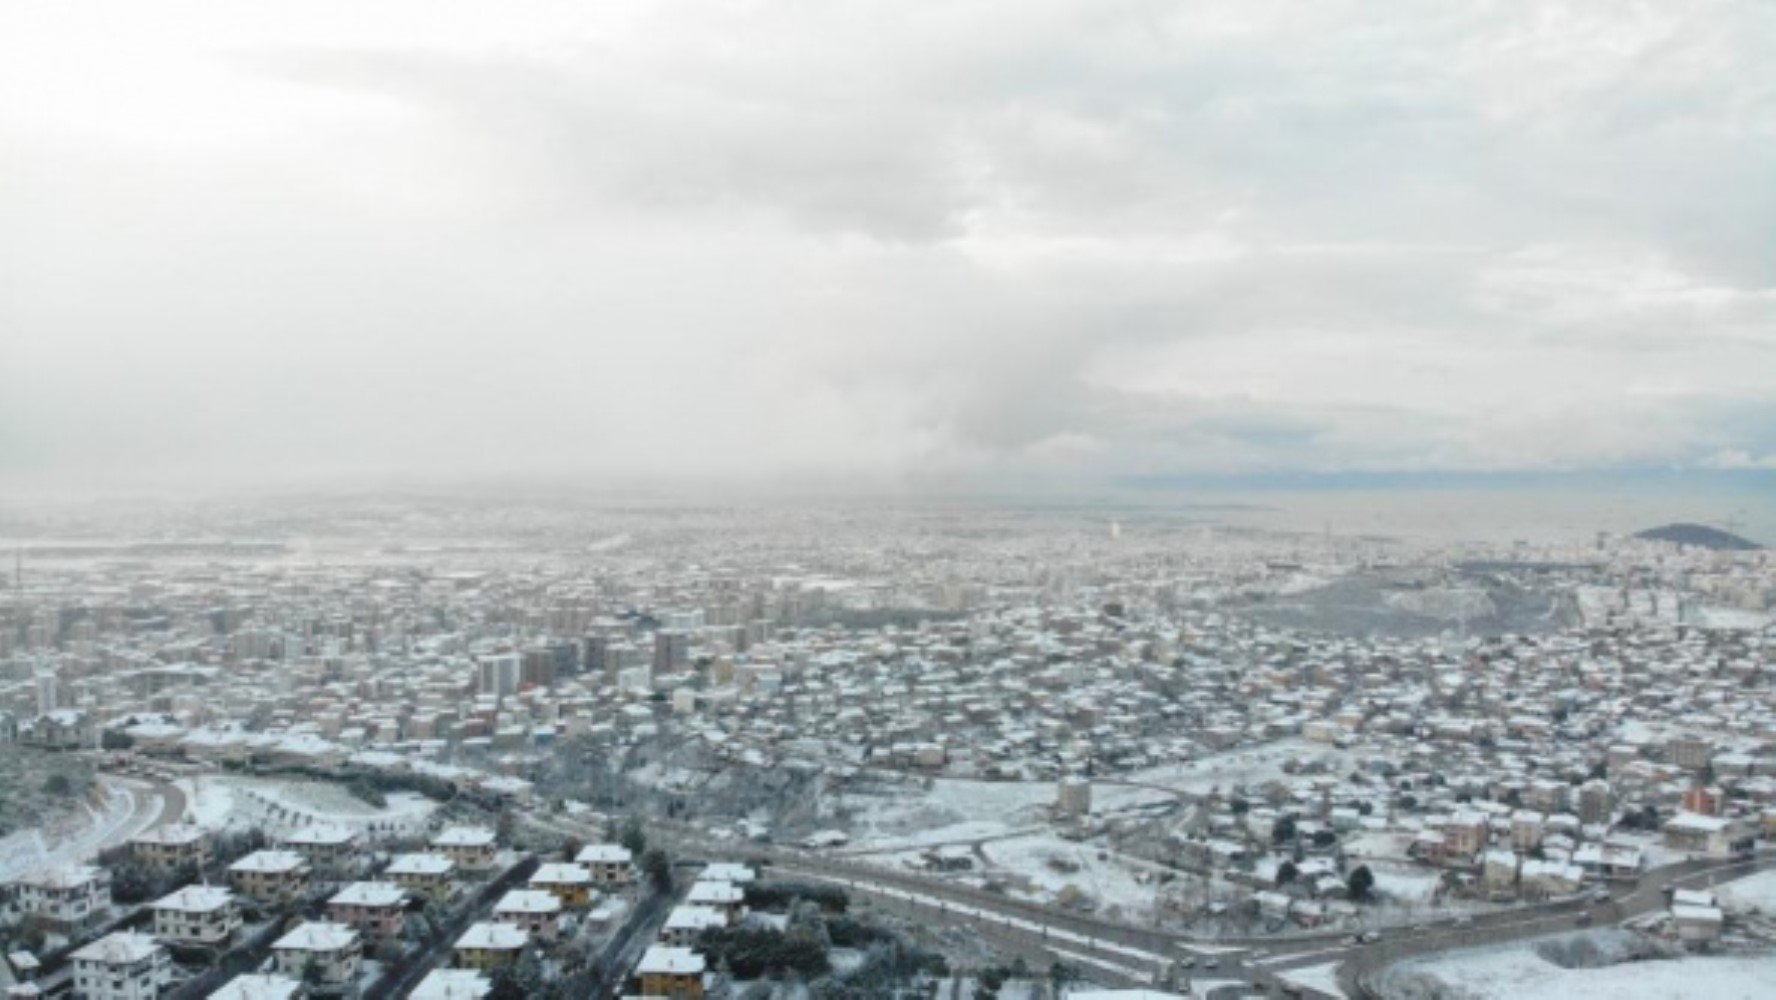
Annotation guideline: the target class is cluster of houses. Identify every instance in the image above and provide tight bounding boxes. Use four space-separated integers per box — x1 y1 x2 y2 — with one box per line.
450 841 633 973
0 501 1770 991
632 861 757 999
4 822 521 999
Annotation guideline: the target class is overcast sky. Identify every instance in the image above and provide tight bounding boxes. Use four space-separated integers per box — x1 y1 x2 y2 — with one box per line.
3 0 1773 495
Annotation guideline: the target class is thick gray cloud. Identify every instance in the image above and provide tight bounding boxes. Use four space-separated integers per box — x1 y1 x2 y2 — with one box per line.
2 0 1773 493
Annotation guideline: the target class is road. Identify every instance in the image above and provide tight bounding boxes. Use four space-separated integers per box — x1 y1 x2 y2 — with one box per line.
1334 852 1776 998
0 773 183 882
536 812 1776 998
585 880 682 998
372 855 541 999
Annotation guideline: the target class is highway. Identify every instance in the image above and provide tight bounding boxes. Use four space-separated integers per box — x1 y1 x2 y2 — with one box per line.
531 811 1776 997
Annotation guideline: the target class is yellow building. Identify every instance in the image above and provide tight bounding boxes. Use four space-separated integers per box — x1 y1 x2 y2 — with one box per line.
528 863 595 909
636 945 705 999
452 922 527 970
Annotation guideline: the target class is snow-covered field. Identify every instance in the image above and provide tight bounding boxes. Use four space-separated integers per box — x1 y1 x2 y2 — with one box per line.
843 778 1056 848
1277 960 1344 997
978 834 1157 919
1382 937 1776 1000
796 870 1175 979
1367 866 1441 905
0 776 165 880
845 740 1351 851
1719 869 1776 914
178 775 436 837
1123 740 1356 798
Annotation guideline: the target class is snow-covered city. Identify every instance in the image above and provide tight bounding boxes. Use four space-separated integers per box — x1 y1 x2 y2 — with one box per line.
5 1 1774 998
0 496 1770 999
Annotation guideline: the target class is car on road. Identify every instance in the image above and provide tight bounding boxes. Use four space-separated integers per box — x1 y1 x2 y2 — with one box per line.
1453 915 1473 927
1575 910 1594 926
1204 958 1220 970
1358 931 1382 944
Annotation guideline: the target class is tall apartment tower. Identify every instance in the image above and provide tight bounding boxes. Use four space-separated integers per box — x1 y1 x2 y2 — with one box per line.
35 669 58 715
475 654 520 697
1578 779 1614 826
653 630 689 674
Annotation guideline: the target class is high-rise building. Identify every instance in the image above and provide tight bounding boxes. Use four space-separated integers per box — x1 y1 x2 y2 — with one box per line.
1578 779 1614 825
520 649 557 690
1668 736 1712 771
1055 778 1092 818
475 654 520 697
35 669 58 715
653 630 689 674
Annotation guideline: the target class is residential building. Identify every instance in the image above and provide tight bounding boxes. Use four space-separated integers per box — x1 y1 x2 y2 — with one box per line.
281 825 361 871
635 945 706 999
8 864 108 930
270 921 361 987
574 844 634 888
411 969 492 1000
431 827 497 873
1662 813 1754 858
685 880 744 924
207 974 301 1000
527 863 594 909
491 890 561 941
148 885 240 947
385 853 455 897
452 922 527 970
229 850 311 904
327 882 407 940
662 904 726 947
70 932 171 1000
129 825 209 874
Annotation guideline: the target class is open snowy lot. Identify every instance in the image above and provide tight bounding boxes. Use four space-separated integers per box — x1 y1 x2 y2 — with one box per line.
842 740 1351 852
178 775 436 837
1381 934 1776 1000
842 777 1067 849
978 833 1158 919
1123 740 1357 798
0 776 164 881
1277 960 1344 997
1718 869 1776 914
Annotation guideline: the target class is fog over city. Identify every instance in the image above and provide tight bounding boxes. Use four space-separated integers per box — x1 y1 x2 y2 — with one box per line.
2 4 1774 1000
4 1 1774 495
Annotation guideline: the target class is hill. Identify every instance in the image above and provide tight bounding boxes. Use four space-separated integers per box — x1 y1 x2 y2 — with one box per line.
1634 523 1762 551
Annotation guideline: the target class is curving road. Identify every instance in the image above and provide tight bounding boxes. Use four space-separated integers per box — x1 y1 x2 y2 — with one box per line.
1334 852 1776 998
0 773 185 882
535 811 1776 998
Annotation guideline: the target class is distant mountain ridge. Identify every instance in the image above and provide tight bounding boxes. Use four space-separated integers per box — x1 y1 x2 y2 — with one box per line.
1634 522 1762 551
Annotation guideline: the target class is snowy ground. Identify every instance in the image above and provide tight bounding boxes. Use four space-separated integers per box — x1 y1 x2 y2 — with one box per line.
844 741 1350 851
793 870 1177 976
978 834 1158 920
0 776 165 881
1367 866 1441 905
1719 870 1776 914
842 778 1057 848
1123 740 1356 798
1343 831 1418 862
178 775 436 837
1277 960 1344 997
1599 830 1688 869
1381 936 1776 1000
